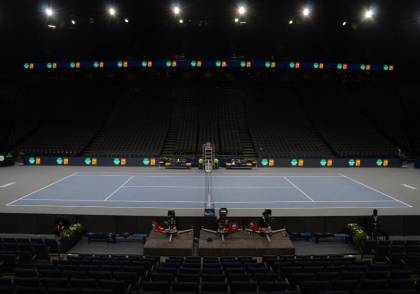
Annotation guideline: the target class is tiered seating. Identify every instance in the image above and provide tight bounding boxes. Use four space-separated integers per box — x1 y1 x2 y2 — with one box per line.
0 237 58 271
9 82 419 158
355 86 411 153
304 87 397 158
399 85 420 155
1 253 418 293
216 89 244 155
0 84 39 151
247 88 332 158
166 87 247 155
135 255 296 293
171 93 199 155
365 240 420 267
19 122 102 156
0 255 158 294
86 88 172 157
264 255 416 294
18 83 113 156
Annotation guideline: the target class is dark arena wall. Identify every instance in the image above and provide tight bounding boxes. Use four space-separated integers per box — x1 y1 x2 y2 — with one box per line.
1 213 420 237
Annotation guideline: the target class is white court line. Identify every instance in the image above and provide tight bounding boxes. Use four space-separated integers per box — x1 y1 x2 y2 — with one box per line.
0 182 16 188
75 174 203 177
108 200 203 203
7 204 407 210
283 177 315 202
12 198 396 203
212 175 343 178
12 198 203 203
401 184 418 190
123 185 203 189
73 173 342 178
73 174 135 177
76 175 204 178
216 200 397 203
122 185 295 189
6 172 78 206
339 173 413 208
103 176 135 201
7 204 202 209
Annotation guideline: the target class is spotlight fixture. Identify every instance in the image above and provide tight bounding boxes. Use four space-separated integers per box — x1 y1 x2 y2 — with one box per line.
289 19 294 25
124 18 129 23
342 21 347 26
179 18 184 24
238 5 246 16
108 7 117 16
45 7 54 17
302 6 311 17
364 8 375 20
173 5 181 15
234 18 239 23
71 19 76 25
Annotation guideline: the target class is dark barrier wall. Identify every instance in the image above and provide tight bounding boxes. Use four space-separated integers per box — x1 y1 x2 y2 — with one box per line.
24 156 401 168
0 214 419 236
257 158 401 168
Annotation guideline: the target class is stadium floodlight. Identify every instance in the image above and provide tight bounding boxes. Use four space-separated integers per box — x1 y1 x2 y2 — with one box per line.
234 17 239 23
124 18 129 23
48 24 56 29
342 21 347 26
302 6 311 17
71 19 76 25
45 7 54 17
289 19 294 25
179 18 184 23
363 8 375 20
173 5 181 15
108 6 117 16
238 5 246 16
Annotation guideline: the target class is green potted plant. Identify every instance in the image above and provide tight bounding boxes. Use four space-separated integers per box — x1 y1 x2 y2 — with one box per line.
346 223 368 252
60 223 84 252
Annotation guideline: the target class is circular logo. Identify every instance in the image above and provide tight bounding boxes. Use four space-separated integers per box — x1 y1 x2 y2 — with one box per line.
28 157 36 165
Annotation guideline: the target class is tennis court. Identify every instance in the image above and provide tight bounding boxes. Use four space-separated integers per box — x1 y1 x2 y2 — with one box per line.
6 171 411 209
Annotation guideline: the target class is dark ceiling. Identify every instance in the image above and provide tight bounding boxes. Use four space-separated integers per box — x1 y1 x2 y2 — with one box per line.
1 0 419 66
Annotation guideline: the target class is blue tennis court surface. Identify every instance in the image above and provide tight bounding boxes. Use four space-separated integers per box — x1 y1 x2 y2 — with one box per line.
7 172 411 209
